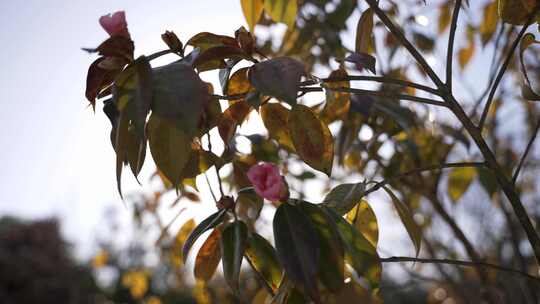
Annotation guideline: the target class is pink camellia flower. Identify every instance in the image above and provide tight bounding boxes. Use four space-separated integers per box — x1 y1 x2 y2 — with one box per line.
247 163 289 201
99 11 130 38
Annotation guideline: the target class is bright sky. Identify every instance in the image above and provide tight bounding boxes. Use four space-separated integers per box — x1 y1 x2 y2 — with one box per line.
0 0 249 258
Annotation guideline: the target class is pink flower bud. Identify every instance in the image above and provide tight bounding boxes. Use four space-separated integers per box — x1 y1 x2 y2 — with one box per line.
99 11 130 38
247 163 289 201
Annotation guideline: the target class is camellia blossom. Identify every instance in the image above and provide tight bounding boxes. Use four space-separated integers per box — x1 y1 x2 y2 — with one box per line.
247 163 289 201
99 11 130 38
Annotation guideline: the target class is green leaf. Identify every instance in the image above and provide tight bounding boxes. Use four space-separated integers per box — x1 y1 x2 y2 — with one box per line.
182 208 228 263
260 103 295 151
300 201 344 292
447 166 477 203
288 104 334 175
221 221 248 294
346 200 379 248
151 62 210 135
273 202 320 303
382 186 422 257
147 114 193 186
194 228 222 282
241 0 264 32
245 233 283 292
477 167 498 198
321 182 366 215
322 207 381 289
249 57 306 105
264 0 297 28
133 56 153 138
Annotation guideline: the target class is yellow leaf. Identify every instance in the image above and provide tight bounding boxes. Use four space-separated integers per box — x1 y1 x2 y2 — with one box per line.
288 104 334 175
171 219 196 267
438 3 452 34
264 0 297 28
321 68 350 123
260 102 295 151
194 228 222 281
122 271 149 300
145 296 162 304
448 166 478 202
355 8 375 54
92 250 108 268
346 200 379 248
480 1 499 45
241 0 264 32
458 28 476 70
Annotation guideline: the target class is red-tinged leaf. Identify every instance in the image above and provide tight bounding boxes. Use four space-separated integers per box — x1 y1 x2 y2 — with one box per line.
245 233 283 292
342 52 376 74
151 62 210 135
273 202 320 303
288 104 334 176
186 32 238 51
218 100 252 144
194 228 222 281
221 221 248 295
249 57 306 105
260 103 295 151
235 26 256 55
182 208 228 263
161 30 183 54
241 0 264 32
85 57 121 106
147 114 193 186
83 36 134 60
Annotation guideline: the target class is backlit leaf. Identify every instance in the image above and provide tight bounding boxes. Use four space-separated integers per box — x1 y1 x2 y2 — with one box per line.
300 201 344 292
226 67 253 98
355 8 374 54
448 166 477 202
346 200 379 248
171 219 196 267
194 228 222 281
241 0 264 32
264 0 298 28
438 2 452 34
480 1 499 45
288 104 334 175
147 115 192 186
249 57 306 105
321 182 366 215
382 186 422 257
498 0 537 25
321 68 350 123
273 202 320 303
182 208 228 263
221 221 248 294
260 102 295 151
245 233 283 292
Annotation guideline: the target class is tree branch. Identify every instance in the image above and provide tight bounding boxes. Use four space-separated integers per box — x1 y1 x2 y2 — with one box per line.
512 117 540 183
380 256 540 284
446 0 462 91
319 75 440 95
364 162 485 196
478 16 534 130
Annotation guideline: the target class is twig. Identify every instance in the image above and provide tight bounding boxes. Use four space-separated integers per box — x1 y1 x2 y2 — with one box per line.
478 15 535 130
380 256 540 284
204 172 218 203
446 0 462 91
206 132 225 197
364 162 485 196
318 75 440 95
512 118 540 183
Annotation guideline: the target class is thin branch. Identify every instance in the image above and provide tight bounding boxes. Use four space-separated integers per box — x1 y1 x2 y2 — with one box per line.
446 0 462 91
380 256 540 284
478 16 534 130
207 132 225 197
204 172 218 203
364 0 445 88
364 162 485 196
300 86 447 107
318 75 440 95
512 118 540 183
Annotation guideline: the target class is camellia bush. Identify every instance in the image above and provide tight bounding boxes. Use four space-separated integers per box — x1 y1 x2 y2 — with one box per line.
85 1 540 303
